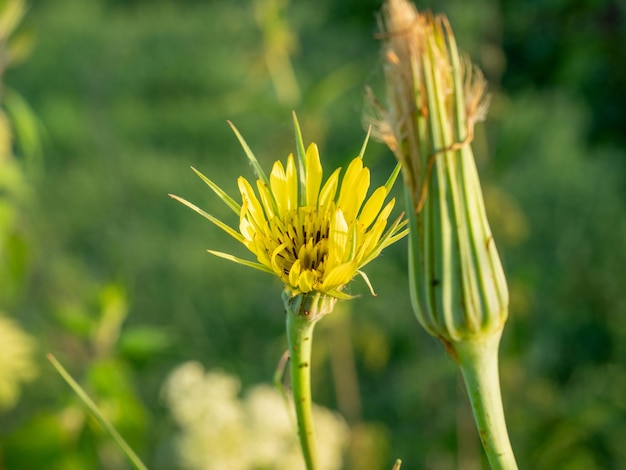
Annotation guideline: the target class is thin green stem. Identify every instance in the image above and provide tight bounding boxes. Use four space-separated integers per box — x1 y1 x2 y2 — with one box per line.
283 291 336 470
287 309 318 470
454 332 518 470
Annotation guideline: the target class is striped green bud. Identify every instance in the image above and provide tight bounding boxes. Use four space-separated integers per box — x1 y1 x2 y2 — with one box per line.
368 0 508 349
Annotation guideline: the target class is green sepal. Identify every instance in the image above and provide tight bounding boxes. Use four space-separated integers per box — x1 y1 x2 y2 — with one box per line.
207 250 274 274
169 194 244 243
191 166 241 215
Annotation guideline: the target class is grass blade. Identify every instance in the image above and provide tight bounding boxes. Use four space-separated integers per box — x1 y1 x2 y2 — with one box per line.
47 354 149 470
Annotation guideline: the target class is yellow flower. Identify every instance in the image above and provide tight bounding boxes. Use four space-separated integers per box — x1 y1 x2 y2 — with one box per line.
171 114 408 299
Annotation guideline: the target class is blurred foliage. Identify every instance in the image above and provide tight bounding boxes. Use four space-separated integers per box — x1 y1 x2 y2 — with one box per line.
0 0 38 413
0 0 624 469
0 314 36 410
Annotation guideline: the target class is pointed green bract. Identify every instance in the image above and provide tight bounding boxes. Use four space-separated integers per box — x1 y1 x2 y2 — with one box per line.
384 162 402 193
357 270 377 296
292 111 308 205
227 120 272 191
169 194 244 243
191 166 241 215
207 250 274 274
358 126 372 159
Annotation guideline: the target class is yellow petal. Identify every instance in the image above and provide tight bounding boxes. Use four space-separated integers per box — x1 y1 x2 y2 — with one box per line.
271 242 289 276
298 270 315 293
357 218 386 262
357 199 396 260
305 143 323 207
327 208 349 271
377 198 396 223
270 160 288 214
359 186 387 229
318 168 341 208
238 177 266 230
337 158 370 221
359 213 408 268
347 221 358 261
239 213 256 241
338 158 363 203
285 153 298 211
253 238 272 268
289 259 302 287
322 261 357 291
256 180 276 220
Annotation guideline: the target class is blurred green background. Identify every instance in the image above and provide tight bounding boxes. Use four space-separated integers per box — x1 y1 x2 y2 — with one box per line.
1 0 625 468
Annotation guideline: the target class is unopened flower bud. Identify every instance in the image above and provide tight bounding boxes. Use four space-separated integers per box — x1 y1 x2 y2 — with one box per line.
367 0 508 349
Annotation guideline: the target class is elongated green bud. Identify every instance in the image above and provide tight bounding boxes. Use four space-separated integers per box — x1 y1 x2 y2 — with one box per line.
368 0 508 349
368 2 518 468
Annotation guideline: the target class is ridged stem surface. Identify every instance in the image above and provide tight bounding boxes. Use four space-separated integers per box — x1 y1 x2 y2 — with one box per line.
284 291 335 470
455 332 518 470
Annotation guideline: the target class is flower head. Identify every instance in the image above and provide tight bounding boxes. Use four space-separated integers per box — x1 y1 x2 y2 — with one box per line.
171 114 407 299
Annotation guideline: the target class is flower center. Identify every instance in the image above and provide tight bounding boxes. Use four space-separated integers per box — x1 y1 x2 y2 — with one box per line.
272 206 330 277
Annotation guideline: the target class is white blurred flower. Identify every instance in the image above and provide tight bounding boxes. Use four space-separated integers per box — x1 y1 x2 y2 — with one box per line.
0 314 37 410
163 361 349 469
163 362 250 470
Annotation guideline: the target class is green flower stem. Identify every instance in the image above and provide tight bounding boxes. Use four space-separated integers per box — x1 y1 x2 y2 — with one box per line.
287 310 318 470
283 291 336 470
454 331 518 470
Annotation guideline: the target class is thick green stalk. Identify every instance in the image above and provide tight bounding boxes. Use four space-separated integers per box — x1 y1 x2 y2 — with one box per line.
283 291 336 470
454 332 518 470
287 310 318 470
